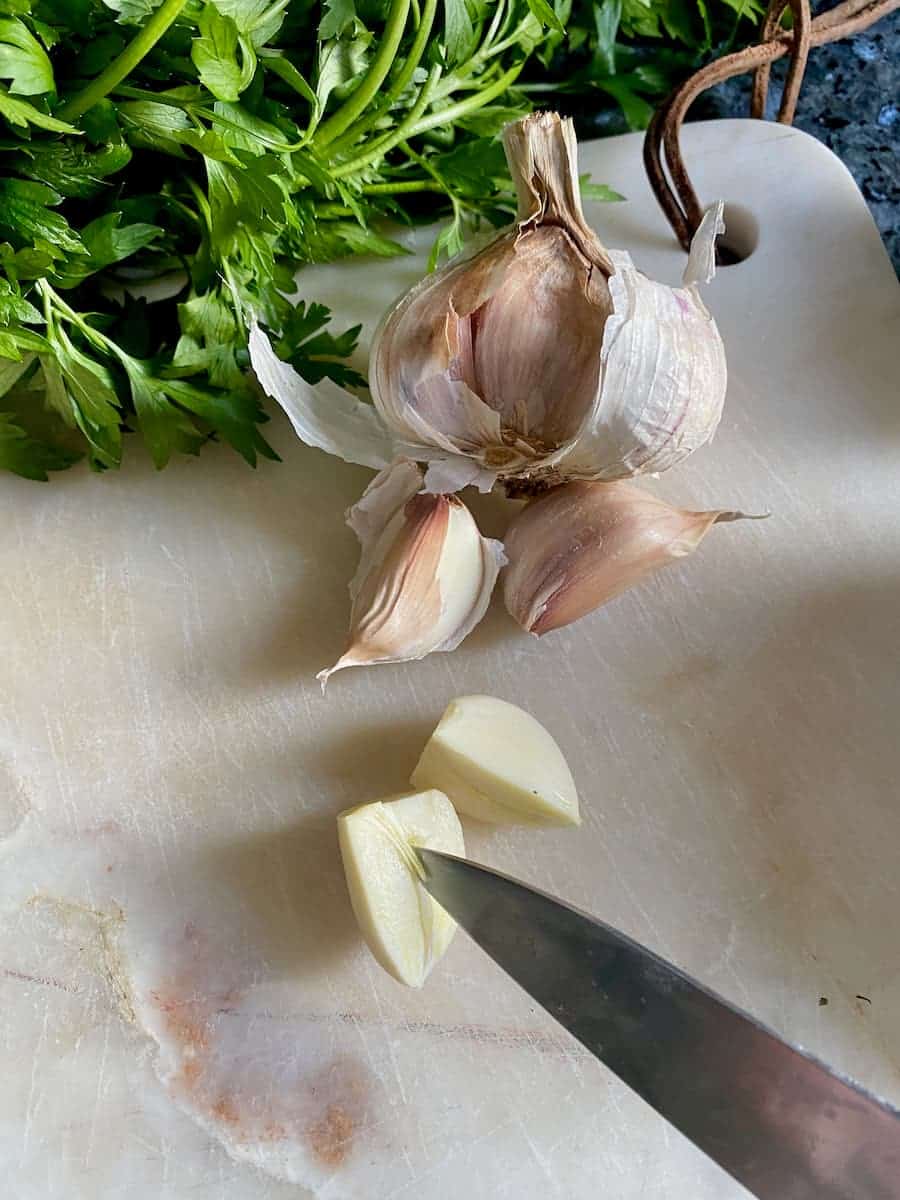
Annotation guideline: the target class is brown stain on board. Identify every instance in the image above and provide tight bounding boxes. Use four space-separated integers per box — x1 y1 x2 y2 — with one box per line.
304 1056 369 1168
151 992 211 1055
211 1094 242 1126
307 1104 356 1167
181 1058 203 1086
144 923 377 1166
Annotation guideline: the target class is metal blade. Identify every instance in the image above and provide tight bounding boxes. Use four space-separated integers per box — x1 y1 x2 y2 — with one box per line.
418 848 900 1200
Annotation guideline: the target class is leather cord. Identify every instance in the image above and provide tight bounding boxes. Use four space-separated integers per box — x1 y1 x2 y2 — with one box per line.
643 0 899 253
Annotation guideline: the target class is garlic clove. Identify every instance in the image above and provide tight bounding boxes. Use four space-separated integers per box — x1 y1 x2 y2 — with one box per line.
503 479 764 635
411 695 580 826
319 460 505 684
338 789 464 988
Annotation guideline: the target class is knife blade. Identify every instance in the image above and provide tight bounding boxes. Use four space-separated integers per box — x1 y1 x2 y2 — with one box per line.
417 847 900 1200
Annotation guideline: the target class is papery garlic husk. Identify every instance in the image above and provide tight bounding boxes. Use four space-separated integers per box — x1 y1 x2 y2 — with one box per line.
369 111 727 491
503 480 762 635
319 459 505 684
249 111 727 497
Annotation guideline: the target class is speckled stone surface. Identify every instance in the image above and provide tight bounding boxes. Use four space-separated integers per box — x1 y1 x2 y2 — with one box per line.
700 20 900 271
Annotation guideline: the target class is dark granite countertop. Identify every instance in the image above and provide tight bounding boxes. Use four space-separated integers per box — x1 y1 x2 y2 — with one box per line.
566 15 899 272
699 19 899 271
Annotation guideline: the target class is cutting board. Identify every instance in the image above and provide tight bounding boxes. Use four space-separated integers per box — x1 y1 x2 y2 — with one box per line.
2 118 898 1200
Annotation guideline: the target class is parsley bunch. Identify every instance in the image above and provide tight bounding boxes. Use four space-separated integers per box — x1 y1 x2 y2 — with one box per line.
0 0 564 479
532 0 764 131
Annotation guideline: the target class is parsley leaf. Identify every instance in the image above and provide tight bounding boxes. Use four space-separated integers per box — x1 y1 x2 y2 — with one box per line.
0 83 77 131
318 0 358 41
0 17 55 95
192 5 256 103
0 409 78 479
0 178 83 256
277 300 366 388
102 0 167 26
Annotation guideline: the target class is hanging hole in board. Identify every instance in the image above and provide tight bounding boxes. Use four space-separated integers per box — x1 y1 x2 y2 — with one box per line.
717 203 760 265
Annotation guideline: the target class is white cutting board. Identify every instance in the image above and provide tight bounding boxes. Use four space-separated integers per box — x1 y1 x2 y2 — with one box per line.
1 118 898 1200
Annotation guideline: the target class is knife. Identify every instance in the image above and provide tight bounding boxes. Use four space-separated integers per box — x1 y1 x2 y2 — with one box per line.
417 847 900 1200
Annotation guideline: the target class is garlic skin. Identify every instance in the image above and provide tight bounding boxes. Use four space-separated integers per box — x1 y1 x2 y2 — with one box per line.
503 480 760 635
338 790 464 988
319 459 505 684
369 111 726 489
250 112 728 497
411 695 580 826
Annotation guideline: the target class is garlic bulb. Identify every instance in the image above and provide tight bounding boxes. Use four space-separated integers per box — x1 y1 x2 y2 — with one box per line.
319 459 505 684
249 111 728 497
503 480 762 635
369 111 727 491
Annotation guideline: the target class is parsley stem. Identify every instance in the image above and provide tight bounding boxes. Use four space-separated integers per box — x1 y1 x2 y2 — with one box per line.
405 60 524 138
58 0 188 122
313 0 411 149
482 0 509 52
327 0 437 157
36 279 116 356
331 63 440 179
361 180 444 194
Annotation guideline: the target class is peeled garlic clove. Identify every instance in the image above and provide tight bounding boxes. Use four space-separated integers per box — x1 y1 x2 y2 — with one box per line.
338 790 464 988
319 460 505 684
503 480 761 635
411 695 579 826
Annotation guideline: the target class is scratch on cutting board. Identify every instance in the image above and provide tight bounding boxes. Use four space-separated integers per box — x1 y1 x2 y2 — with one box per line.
516 1117 566 1199
362 954 409 1106
382 1114 520 1200
256 1006 595 1059
19 1003 50 1168
2 965 82 995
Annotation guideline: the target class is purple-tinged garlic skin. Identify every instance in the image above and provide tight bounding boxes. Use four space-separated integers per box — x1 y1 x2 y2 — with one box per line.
369 113 727 491
319 460 505 684
503 479 757 635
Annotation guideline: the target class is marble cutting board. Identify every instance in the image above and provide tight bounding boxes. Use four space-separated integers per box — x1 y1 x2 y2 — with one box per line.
1 118 899 1200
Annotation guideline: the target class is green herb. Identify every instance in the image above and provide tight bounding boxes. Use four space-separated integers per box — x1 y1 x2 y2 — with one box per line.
528 0 764 129
0 0 575 478
0 0 745 482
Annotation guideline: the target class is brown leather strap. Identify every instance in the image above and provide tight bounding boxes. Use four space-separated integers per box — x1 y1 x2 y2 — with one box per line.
643 0 899 252
751 0 812 123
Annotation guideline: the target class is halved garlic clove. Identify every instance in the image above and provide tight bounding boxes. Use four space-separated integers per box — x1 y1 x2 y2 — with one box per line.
319 460 506 685
503 479 764 636
411 695 579 826
337 789 464 988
